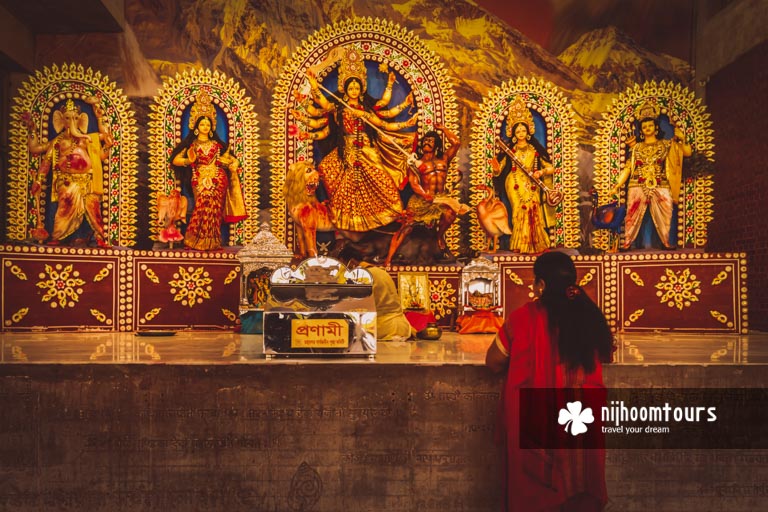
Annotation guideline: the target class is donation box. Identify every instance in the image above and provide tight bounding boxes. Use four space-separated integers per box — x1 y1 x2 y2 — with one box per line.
263 257 377 358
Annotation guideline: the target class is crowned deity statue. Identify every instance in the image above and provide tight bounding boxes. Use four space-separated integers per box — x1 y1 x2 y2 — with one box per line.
23 97 113 247
290 45 418 237
611 101 692 250
491 98 557 254
169 90 247 251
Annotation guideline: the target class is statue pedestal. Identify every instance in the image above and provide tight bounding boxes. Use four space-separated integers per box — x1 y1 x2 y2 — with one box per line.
1 244 240 332
491 250 749 333
0 246 749 334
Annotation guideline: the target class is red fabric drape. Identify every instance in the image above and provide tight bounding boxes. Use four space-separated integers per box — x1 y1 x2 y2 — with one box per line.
496 301 607 512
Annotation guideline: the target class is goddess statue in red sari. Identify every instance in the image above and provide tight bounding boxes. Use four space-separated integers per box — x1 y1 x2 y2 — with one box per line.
170 90 247 250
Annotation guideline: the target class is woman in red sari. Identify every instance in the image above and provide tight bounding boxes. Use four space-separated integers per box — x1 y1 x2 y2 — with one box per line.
486 251 613 512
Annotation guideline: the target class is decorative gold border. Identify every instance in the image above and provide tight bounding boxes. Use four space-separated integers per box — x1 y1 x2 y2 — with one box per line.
1 247 122 331
270 17 459 252
131 253 240 331
9 63 139 246
149 68 259 245
120 251 133 331
428 277 458 321
593 81 715 250
470 77 580 251
0 246 747 335
615 251 746 333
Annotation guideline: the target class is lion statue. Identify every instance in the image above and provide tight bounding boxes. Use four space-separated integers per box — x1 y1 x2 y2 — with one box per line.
284 161 335 259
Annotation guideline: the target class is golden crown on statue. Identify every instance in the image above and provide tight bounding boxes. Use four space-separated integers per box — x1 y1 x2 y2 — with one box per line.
505 97 535 138
60 98 80 114
337 46 368 93
188 89 217 130
637 100 661 121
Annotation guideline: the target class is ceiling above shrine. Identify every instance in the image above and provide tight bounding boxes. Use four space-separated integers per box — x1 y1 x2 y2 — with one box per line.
0 0 122 34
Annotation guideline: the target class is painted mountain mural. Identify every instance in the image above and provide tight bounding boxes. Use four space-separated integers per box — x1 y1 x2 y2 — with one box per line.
35 0 691 145
558 26 693 94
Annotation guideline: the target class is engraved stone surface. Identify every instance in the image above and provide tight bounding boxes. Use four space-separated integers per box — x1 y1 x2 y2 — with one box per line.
0 364 766 510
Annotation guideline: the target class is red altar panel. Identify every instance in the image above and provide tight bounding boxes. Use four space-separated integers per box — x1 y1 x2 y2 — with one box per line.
494 254 607 326
616 253 748 333
389 264 462 329
132 251 241 331
493 253 747 333
1 246 749 335
1 246 121 331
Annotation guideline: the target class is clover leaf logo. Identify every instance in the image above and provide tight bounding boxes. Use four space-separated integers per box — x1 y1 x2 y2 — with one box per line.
558 400 594 436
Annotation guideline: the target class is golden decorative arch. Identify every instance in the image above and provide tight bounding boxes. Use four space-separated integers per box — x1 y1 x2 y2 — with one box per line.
148 68 259 245
270 17 459 253
9 63 138 246
593 81 715 250
470 77 580 251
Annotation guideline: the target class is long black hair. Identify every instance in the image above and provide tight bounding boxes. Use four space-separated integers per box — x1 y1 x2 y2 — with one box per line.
508 121 552 165
325 77 380 163
534 251 613 373
417 130 444 159
494 121 552 195
169 115 230 188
